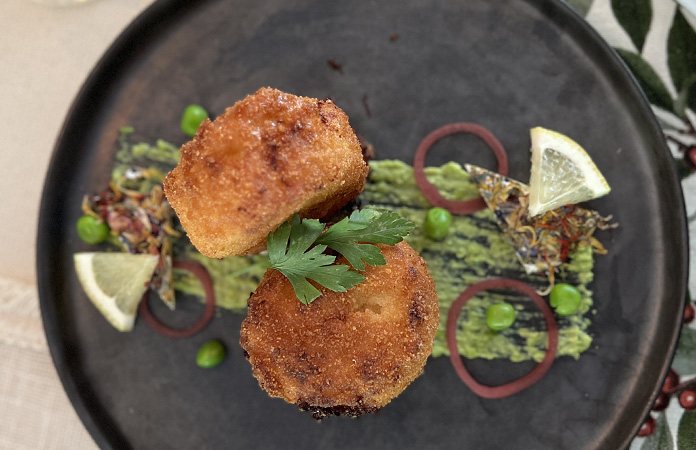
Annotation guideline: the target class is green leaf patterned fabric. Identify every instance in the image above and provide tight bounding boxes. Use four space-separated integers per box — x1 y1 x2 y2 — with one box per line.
678 411 696 450
566 0 595 17
570 1 696 449
640 413 674 450
668 9 696 115
611 0 652 52
615 49 675 112
674 328 696 375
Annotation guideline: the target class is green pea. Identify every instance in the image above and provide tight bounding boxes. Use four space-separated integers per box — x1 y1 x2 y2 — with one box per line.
549 283 582 315
424 207 453 240
486 302 516 331
181 104 209 137
76 215 110 244
196 339 226 368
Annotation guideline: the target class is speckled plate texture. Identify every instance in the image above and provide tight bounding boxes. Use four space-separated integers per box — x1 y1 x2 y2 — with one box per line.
37 0 687 449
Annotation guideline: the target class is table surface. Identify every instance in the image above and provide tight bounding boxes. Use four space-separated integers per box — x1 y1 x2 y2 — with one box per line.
0 0 694 448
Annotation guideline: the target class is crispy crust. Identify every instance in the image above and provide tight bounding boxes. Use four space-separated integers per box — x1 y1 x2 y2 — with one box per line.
240 241 439 419
163 88 368 258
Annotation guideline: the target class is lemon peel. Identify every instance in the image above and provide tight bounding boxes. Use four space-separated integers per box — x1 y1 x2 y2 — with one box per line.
528 127 610 217
74 252 159 331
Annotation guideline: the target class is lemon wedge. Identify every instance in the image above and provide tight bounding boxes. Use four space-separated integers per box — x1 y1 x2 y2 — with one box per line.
528 127 610 217
74 252 159 331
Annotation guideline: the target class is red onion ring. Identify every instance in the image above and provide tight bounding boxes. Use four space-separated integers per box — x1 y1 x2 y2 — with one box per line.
139 259 216 338
413 122 509 214
446 278 558 399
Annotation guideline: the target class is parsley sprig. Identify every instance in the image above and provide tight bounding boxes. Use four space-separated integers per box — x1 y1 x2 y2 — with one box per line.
266 209 414 305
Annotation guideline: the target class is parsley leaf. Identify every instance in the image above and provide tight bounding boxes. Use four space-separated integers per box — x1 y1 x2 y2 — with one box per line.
267 215 365 305
266 210 414 304
315 209 415 270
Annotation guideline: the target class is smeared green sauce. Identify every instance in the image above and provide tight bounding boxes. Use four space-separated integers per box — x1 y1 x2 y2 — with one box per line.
113 134 595 362
361 160 594 362
172 252 269 312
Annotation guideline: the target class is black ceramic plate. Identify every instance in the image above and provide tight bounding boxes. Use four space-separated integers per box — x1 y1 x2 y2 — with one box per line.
37 0 688 449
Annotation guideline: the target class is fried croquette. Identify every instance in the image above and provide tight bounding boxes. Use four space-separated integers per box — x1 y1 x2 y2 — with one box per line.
163 88 369 258
239 241 439 419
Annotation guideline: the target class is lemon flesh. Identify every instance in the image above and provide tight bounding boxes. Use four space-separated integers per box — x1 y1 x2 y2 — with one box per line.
528 127 610 217
74 252 159 331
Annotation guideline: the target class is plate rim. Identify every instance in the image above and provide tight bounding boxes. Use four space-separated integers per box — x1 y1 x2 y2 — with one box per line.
35 0 689 448
36 2 201 449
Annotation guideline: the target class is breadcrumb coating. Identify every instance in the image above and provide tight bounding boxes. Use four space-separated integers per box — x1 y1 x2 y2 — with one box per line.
163 88 368 258
240 241 439 419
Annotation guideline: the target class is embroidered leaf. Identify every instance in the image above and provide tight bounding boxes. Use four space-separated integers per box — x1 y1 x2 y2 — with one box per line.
565 0 594 17
615 49 675 113
668 9 696 114
611 0 652 52
678 411 696 450
674 73 696 118
672 325 696 374
640 413 674 450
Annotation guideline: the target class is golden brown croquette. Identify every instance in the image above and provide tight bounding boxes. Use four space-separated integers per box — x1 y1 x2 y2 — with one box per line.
163 88 369 258
240 241 439 419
